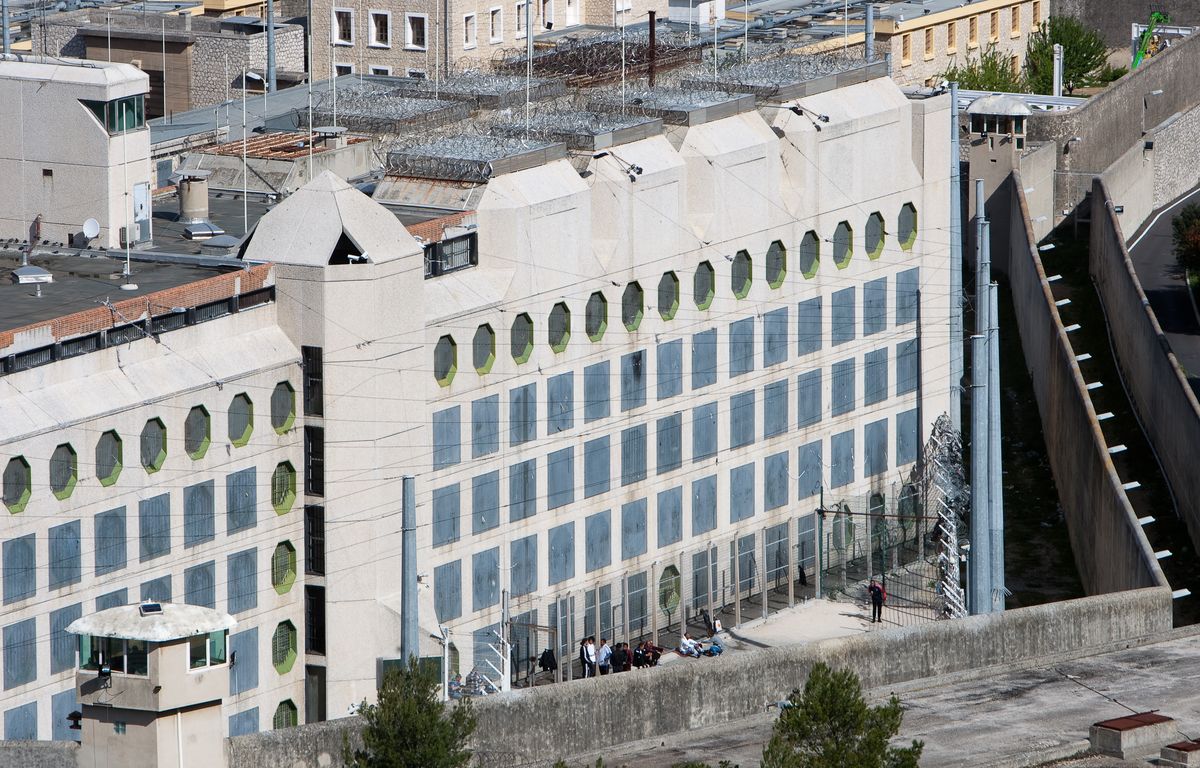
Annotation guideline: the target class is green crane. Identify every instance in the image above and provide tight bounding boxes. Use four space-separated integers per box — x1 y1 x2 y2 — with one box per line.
1133 11 1170 69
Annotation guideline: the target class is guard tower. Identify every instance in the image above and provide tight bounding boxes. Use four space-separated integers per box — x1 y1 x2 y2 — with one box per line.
67 602 236 768
966 93 1034 273
967 93 1031 154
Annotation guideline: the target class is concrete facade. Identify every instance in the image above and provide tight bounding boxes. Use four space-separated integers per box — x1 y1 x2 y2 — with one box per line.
0 57 153 250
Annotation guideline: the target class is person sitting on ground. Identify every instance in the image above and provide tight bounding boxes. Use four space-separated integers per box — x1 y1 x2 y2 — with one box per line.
702 637 724 657
678 633 701 658
644 640 664 666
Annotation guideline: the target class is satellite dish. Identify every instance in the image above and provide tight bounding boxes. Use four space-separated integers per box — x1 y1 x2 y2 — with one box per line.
82 218 100 239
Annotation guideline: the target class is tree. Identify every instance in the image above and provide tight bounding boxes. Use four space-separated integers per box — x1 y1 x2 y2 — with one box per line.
344 658 476 768
1172 203 1200 272
1025 17 1107 95
939 45 1026 92
760 662 923 768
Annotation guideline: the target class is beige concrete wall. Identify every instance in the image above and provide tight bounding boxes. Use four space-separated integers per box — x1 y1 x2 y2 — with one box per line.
1018 141 1056 243
1098 136 1155 236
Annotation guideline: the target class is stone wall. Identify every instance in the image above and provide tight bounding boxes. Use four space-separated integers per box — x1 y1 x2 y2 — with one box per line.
0 740 78 768
1004 172 1168 595
188 24 306 107
30 22 86 58
226 586 1173 768
1089 178 1200 575
1151 106 1200 209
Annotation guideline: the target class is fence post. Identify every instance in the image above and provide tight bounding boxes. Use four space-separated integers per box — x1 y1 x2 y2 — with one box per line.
650 560 659 647
761 527 769 619
732 539 742 628
787 516 796 607
706 543 715 629
815 510 824 599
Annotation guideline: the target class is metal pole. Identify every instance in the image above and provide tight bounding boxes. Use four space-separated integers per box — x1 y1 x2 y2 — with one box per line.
647 10 656 87
306 0 313 178
401 476 419 660
500 589 511 692
650 561 659 646
2 0 9 55
987 283 1005 612
440 626 450 702
241 70 248 235
266 0 276 92
161 19 168 122
1052 43 1063 97
815 490 824 599
969 179 991 614
732 541 741 627
525 0 532 132
787 521 795 608
760 530 769 619
864 3 874 62
949 82 964 432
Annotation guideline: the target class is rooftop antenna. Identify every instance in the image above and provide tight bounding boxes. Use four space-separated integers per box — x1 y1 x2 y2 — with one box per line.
620 13 626 114
107 12 111 60
525 0 532 138
712 3 717 82
241 66 248 236
3 0 11 55
162 18 169 123
266 0 276 92
742 0 747 60
843 0 848 50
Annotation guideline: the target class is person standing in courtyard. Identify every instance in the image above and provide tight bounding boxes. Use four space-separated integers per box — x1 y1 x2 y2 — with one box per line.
597 638 612 675
868 579 886 624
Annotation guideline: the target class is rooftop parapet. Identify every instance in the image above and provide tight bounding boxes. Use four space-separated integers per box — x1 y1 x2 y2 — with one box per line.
387 136 567 182
490 111 663 151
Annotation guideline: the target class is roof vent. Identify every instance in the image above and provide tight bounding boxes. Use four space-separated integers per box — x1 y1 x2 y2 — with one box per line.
138 602 164 617
11 265 53 285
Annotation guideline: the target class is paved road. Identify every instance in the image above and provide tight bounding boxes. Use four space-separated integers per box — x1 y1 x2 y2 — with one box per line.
1127 187 1200 395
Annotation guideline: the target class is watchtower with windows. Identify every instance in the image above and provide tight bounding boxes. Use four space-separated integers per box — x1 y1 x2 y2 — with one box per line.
67 602 236 768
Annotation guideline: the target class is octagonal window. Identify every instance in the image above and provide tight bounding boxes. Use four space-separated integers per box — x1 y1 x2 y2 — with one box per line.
511 313 534 364
548 302 571 353
49 444 78 501
140 418 168 472
270 382 296 434
799 230 820 278
898 202 918 250
585 292 608 342
271 621 298 674
473 324 495 374
228 393 254 447
694 261 715 310
622 282 644 331
833 221 853 269
731 250 752 299
766 240 787 288
657 272 679 321
434 335 457 387
273 700 298 730
2 456 31 513
271 461 297 514
271 541 297 594
184 406 211 460
866 212 885 260
96 430 123 487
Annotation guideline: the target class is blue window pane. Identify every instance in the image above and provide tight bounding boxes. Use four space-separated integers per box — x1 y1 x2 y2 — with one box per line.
730 463 755 523
764 379 788 438
832 359 856 416
729 317 755 378
509 383 537 446
509 459 537 522
896 339 919 395
692 329 718 389
432 406 461 469
798 441 822 499
730 390 756 449
896 267 920 325
864 348 888 406
93 507 126 578
584 361 611 422
620 350 647 411
228 627 258 695
226 549 257 615
471 395 500 458
49 521 81 589
472 471 500 534
4 702 36 740
51 689 77 742
832 287 855 346
138 493 171 563
863 277 887 336
472 548 499 611
50 604 81 674
140 576 171 604
797 297 822 356
185 561 216 608
432 484 461 546
584 436 611 498
585 510 612 572
183 480 215 548
434 560 462 622
897 408 920 465
692 475 717 535
3 618 36 690
831 430 855 488
865 419 888 477
621 499 648 560
657 339 684 400
656 413 683 474
229 708 259 737
693 402 718 462
547 372 574 434
763 307 789 367
548 522 575 585
547 448 575 510
510 535 537 597
621 424 647 486
656 487 683 548
797 370 821 429
765 451 789 511
226 468 257 535
96 589 127 611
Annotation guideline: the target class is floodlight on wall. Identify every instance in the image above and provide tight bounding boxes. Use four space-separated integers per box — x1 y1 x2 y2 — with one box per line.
1038 243 1056 252
592 151 643 182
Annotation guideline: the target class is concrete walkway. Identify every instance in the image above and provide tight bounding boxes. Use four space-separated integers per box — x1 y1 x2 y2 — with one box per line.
578 629 1200 768
1126 188 1200 395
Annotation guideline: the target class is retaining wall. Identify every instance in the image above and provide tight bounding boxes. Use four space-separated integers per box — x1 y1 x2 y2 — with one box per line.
1004 173 1167 594
225 586 1172 768
1089 178 1200 568
0 740 78 768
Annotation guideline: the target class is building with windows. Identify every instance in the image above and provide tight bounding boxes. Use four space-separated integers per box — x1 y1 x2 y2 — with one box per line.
0 56 153 250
